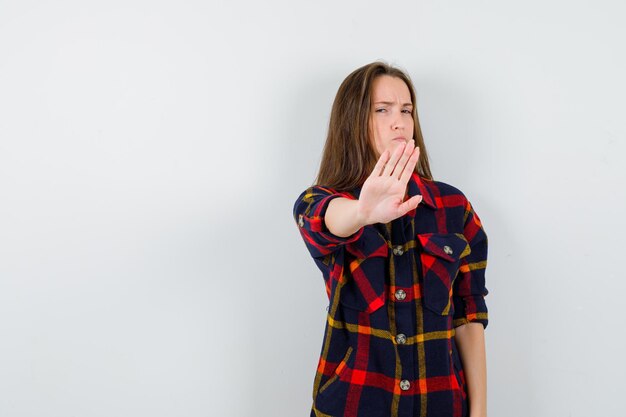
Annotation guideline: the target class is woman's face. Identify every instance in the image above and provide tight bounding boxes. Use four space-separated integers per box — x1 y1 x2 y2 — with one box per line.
368 75 414 157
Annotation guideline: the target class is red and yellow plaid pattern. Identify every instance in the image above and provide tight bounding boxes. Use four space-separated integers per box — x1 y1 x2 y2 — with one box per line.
293 173 489 417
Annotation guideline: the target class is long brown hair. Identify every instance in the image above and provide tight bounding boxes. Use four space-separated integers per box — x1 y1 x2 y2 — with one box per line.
314 61 433 190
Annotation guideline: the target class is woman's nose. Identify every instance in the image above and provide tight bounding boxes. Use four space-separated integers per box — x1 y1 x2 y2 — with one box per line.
392 116 404 130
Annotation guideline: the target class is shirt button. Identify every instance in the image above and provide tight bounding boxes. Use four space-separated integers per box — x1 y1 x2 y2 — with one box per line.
392 245 404 256
400 380 411 391
394 289 406 301
443 245 453 255
298 215 304 227
396 334 407 344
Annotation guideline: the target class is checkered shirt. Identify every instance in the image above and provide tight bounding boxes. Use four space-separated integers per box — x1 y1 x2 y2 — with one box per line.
293 173 489 417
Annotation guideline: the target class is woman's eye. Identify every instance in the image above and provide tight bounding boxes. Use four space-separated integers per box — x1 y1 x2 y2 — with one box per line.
375 108 387 113
402 109 412 114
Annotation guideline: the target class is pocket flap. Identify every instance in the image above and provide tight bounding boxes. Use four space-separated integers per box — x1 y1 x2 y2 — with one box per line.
417 233 470 261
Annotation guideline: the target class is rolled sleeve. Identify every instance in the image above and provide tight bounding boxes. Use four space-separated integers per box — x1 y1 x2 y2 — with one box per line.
453 198 489 329
293 186 364 259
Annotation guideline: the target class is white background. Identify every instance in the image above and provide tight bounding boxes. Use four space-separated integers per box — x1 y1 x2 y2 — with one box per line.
1 1 625 416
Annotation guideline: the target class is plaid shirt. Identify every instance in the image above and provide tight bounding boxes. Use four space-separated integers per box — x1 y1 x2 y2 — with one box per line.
293 173 489 417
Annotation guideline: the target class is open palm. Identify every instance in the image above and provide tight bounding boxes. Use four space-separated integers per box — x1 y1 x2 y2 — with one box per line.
357 140 423 225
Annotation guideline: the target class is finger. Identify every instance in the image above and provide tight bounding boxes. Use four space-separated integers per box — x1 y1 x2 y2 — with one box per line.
399 194 422 215
382 142 406 177
399 146 420 184
391 140 415 180
373 149 390 176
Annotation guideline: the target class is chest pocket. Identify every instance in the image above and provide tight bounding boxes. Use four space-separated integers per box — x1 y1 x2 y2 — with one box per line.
338 226 388 313
417 233 471 315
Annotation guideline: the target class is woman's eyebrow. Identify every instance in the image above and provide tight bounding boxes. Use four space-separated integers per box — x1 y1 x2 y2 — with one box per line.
373 101 413 106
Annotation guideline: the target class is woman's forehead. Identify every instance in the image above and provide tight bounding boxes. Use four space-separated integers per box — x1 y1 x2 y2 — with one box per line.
371 76 412 103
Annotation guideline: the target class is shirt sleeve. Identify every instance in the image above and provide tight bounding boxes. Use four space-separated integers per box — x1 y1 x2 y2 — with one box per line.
452 197 489 329
293 185 365 259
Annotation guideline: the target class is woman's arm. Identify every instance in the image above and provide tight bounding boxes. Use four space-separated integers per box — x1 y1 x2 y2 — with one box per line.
454 322 487 417
325 198 368 238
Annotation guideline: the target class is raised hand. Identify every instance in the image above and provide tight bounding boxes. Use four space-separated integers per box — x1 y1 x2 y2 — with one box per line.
356 140 422 226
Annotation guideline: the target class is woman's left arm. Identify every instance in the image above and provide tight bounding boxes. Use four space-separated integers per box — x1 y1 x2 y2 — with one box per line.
454 322 487 417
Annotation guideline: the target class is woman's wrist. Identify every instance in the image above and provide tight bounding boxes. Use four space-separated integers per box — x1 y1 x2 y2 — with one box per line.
354 199 371 228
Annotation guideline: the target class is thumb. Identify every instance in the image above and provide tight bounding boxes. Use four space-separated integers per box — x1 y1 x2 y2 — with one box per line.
399 195 422 215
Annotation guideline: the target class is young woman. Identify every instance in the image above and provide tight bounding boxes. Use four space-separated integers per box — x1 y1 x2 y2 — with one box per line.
293 61 489 417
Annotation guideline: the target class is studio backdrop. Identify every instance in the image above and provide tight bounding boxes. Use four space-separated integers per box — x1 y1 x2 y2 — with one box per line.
1 1 624 416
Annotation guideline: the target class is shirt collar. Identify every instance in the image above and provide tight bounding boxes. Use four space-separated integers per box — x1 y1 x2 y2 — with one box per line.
409 173 437 210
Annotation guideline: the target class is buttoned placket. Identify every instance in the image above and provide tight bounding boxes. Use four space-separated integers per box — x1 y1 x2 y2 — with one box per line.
387 215 419 410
